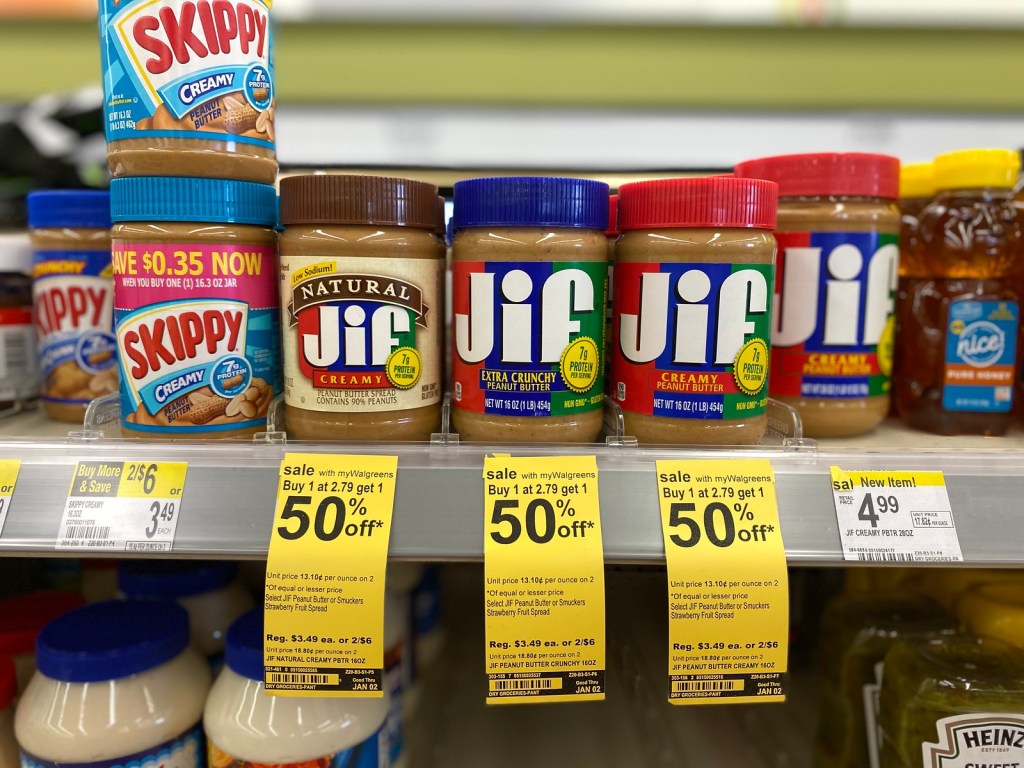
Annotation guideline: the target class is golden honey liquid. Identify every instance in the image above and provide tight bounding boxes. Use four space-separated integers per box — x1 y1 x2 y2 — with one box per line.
894 189 1022 435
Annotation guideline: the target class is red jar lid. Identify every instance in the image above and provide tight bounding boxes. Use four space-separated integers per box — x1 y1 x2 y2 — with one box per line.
605 194 620 238
734 152 899 199
0 590 86 656
0 655 13 710
617 177 778 230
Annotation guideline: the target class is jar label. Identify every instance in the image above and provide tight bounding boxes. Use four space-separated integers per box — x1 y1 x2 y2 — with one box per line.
207 726 384 768
112 241 280 434
99 0 275 150
281 256 443 414
452 260 606 417
33 250 118 406
0 305 37 402
922 714 1024 768
943 299 1017 412
22 722 203 768
611 261 771 421
770 232 898 400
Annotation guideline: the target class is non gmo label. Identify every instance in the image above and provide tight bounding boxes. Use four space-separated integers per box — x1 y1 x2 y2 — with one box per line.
0 460 22 538
943 299 1017 412
484 455 605 704
56 461 187 552
923 714 1024 768
264 454 397 697
657 459 788 705
281 257 443 413
453 261 606 418
612 261 771 421
34 250 117 406
770 231 898 400
22 722 203 768
113 242 279 434
829 467 963 563
99 0 274 149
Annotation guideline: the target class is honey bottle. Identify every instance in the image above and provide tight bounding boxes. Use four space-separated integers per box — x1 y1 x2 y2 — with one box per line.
895 149 1022 435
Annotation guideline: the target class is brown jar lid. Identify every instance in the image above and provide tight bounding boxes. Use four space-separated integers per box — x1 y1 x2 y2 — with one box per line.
279 174 440 229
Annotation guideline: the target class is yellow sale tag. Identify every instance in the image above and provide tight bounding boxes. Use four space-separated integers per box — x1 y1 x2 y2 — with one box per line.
0 459 21 537
57 461 187 552
264 454 397 697
656 459 788 705
484 455 605 704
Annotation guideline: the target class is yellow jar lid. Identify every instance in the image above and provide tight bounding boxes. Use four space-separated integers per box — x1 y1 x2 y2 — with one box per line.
933 148 1021 191
844 567 923 595
958 581 1024 649
922 567 1024 611
899 162 935 199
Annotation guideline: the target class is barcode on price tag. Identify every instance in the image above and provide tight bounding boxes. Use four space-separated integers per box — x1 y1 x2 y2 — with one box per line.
829 467 963 563
56 461 187 551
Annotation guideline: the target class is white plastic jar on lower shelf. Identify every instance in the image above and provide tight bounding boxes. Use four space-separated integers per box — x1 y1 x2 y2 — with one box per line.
205 609 390 768
15 599 211 768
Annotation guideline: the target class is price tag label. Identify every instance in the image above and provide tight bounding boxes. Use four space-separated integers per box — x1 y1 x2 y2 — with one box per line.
657 459 788 705
57 461 186 551
829 467 963 563
484 455 605 704
0 460 21 538
265 454 397 697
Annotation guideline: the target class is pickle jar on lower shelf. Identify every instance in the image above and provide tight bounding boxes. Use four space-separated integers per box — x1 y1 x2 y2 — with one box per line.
878 635 1024 768
815 595 955 768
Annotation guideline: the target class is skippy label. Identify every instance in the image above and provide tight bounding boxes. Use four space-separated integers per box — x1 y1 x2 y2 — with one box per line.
99 0 274 148
453 260 606 417
282 257 442 413
611 260 771 420
943 299 1017 412
22 722 203 768
33 250 117 405
771 231 898 400
922 714 1024 768
113 241 279 433
208 726 385 768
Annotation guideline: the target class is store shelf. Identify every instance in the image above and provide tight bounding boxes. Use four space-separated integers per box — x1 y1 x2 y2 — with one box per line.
0 408 1021 565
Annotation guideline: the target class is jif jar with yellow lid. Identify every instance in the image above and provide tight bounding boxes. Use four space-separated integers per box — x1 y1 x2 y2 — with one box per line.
895 149 1022 435
610 176 778 445
279 174 445 442
878 635 1024 768
734 153 900 437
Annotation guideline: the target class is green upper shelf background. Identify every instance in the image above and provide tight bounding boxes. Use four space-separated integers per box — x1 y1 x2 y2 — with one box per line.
4 21 1023 110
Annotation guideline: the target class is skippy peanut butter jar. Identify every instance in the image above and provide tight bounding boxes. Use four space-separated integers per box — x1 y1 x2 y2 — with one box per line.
611 177 779 445
279 174 445 442
27 191 117 423
110 177 280 438
734 152 901 438
98 0 277 184
451 176 609 443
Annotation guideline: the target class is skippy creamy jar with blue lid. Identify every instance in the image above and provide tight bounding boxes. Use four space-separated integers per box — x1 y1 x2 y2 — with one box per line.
15 599 212 768
98 0 277 184
110 176 280 439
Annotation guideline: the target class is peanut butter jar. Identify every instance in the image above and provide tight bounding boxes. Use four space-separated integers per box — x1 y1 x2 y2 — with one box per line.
734 153 900 438
451 177 609 443
110 177 280 439
98 0 277 184
611 177 778 445
28 191 115 423
279 175 445 442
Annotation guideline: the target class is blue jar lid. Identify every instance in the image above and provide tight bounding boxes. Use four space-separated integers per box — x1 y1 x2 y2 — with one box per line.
27 190 111 229
452 177 609 231
118 560 238 598
36 599 190 682
110 177 277 226
225 608 263 682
